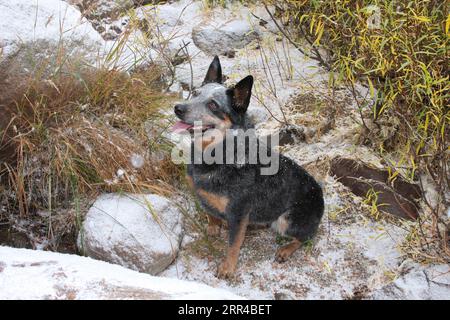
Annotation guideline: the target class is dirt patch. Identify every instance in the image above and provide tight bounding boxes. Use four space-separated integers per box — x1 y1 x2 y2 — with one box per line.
330 157 421 220
0 223 33 249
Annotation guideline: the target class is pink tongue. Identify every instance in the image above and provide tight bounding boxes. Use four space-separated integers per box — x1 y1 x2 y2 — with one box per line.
172 121 193 133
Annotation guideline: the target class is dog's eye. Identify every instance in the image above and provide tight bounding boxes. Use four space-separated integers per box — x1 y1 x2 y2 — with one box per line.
208 101 219 111
192 89 200 97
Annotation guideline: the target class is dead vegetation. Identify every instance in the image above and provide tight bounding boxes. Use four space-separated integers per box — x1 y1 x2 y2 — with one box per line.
262 0 449 264
0 43 182 251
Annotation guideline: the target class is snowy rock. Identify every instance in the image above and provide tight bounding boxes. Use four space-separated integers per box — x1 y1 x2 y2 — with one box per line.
0 246 242 299
135 1 204 65
0 0 104 58
79 193 184 275
192 20 261 56
67 0 135 40
369 263 450 300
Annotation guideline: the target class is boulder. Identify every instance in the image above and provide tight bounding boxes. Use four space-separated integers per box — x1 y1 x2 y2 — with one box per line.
0 246 242 299
0 0 104 59
192 20 260 56
79 193 184 275
69 0 135 40
369 262 450 300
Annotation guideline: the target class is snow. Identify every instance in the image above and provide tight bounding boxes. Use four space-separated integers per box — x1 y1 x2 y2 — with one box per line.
0 0 153 69
0 246 243 299
130 153 145 169
370 262 450 300
161 216 408 299
136 0 204 56
0 0 104 57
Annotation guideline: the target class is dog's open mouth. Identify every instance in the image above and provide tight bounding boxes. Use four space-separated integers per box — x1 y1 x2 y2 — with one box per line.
172 121 214 134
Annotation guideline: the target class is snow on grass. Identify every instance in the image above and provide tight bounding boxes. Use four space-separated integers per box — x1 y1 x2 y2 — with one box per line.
160 207 408 300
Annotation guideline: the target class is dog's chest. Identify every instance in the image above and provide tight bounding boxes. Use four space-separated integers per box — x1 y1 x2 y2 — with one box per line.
189 166 224 190
187 166 231 217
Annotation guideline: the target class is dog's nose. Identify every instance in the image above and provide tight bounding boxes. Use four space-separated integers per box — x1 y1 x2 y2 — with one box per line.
174 104 186 117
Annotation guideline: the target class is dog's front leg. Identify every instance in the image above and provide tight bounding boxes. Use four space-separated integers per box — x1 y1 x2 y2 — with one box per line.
217 213 249 279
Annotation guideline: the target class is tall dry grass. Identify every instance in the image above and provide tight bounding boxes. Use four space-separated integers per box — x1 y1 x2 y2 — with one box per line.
0 40 182 250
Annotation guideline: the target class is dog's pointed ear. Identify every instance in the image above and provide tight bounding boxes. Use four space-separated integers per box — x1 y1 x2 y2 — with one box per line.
228 75 253 113
203 55 222 85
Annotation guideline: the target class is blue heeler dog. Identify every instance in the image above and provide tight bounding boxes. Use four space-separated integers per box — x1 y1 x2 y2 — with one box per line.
172 56 324 279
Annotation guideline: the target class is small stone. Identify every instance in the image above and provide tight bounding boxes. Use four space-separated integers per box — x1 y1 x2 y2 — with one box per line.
274 291 295 300
278 125 306 146
225 50 236 58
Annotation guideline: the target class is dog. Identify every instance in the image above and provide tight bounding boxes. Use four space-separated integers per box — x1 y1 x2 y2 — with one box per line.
172 56 324 279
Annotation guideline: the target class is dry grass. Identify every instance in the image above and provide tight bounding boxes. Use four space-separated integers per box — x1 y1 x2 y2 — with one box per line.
0 42 182 250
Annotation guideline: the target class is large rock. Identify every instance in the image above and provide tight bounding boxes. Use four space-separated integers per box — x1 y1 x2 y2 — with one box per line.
0 246 242 299
0 0 104 59
369 262 450 300
192 20 261 56
79 193 184 275
67 0 135 40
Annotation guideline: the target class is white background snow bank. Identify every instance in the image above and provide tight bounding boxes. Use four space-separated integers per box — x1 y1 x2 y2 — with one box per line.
0 0 105 57
0 246 243 299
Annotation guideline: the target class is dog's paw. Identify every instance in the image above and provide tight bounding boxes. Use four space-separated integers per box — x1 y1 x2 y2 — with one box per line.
274 248 290 263
275 240 301 263
207 225 221 237
216 260 236 279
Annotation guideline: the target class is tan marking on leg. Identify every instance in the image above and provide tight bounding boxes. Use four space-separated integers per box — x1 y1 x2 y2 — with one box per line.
207 214 223 237
217 214 249 279
197 189 229 213
275 239 301 263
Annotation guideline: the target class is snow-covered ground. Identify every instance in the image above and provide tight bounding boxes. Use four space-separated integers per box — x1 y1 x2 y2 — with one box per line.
0 246 242 299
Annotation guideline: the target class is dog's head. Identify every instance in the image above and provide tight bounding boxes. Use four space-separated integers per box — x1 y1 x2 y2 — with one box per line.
172 56 253 136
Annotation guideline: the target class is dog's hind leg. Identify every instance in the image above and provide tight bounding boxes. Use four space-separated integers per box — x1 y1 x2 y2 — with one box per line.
275 239 301 263
271 212 302 262
207 214 223 237
217 213 249 279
